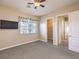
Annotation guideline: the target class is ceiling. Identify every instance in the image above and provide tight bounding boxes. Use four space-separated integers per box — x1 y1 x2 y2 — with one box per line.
1 0 79 16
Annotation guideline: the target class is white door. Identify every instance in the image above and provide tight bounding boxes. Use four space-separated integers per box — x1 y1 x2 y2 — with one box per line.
69 10 79 53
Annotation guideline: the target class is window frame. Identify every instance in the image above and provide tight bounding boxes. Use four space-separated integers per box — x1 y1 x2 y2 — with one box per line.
19 19 37 35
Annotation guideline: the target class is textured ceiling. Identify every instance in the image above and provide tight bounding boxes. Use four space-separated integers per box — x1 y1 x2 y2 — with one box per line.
1 0 79 16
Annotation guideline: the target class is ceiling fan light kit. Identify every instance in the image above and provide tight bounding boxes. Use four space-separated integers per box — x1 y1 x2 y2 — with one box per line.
27 0 46 9
34 2 40 7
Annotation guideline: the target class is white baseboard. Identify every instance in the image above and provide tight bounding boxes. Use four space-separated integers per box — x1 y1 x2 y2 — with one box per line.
0 39 40 51
40 39 47 43
40 39 58 46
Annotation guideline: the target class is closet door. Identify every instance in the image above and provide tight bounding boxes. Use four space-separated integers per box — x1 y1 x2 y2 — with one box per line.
69 10 79 53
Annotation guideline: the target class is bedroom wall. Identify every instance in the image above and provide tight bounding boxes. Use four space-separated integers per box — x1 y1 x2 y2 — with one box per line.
40 2 79 45
0 6 40 50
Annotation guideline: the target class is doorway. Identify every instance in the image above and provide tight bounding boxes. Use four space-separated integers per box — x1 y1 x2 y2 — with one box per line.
57 15 69 47
47 19 53 43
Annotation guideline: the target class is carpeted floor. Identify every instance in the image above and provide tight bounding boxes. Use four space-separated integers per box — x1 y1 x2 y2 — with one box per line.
0 41 79 59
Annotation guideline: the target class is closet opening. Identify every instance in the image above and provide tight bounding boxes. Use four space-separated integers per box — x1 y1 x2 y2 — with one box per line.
57 15 69 48
47 19 53 43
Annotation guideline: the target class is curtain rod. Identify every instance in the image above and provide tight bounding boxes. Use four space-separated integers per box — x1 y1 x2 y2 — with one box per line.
18 16 39 21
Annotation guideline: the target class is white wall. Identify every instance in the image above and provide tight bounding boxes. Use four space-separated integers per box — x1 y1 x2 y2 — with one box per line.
0 0 2 6
40 2 79 45
0 6 40 50
40 18 47 42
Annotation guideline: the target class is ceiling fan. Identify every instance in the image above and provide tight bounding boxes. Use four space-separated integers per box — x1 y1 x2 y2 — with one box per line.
27 0 46 9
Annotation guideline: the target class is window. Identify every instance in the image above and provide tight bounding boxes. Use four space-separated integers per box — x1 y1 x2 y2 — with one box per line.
19 19 37 34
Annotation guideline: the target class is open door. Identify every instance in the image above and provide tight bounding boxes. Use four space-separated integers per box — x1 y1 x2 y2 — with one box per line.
69 11 79 53
47 19 53 43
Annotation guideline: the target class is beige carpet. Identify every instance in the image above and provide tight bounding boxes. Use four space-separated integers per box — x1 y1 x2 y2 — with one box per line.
0 41 79 59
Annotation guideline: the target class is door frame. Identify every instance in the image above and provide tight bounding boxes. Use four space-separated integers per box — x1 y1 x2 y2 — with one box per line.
56 13 69 46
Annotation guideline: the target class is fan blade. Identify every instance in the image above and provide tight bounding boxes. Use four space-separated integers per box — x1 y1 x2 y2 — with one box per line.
28 3 34 4
34 0 45 3
40 0 46 2
34 6 37 9
40 4 45 7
